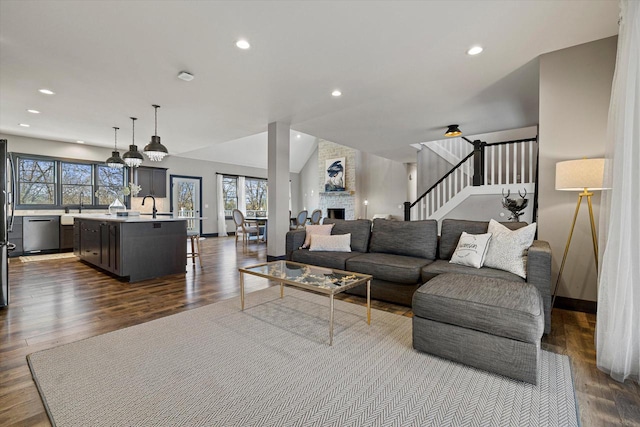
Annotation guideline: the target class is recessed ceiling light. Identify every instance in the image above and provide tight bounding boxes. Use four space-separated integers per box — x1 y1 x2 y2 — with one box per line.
38 89 55 95
76 140 85 144
296 134 301 139
19 123 30 127
27 109 40 114
236 39 250 49
467 46 484 56
177 71 194 81
332 90 342 97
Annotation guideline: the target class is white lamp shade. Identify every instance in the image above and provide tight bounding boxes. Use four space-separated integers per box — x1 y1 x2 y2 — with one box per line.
555 158 605 191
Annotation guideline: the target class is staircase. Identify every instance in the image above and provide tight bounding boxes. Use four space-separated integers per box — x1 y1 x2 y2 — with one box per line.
405 137 538 221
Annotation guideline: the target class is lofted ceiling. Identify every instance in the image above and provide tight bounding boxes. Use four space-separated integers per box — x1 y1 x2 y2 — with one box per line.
0 1 619 168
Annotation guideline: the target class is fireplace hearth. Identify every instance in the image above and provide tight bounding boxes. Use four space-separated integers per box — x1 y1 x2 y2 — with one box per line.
327 208 346 220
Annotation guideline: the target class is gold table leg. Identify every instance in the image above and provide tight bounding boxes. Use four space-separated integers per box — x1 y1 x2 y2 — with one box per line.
280 281 284 298
367 280 371 325
240 271 245 310
329 294 334 346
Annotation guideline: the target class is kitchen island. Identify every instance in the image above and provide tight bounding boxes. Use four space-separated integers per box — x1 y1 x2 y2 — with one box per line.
73 215 187 282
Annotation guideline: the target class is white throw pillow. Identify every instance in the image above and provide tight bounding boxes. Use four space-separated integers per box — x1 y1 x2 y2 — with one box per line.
309 234 351 252
449 232 493 269
484 219 537 278
301 224 335 248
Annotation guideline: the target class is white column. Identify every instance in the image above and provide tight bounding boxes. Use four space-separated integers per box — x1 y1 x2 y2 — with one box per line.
267 121 290 259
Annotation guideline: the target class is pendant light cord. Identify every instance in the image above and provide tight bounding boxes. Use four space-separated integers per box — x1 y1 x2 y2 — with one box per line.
130 117 137 144
113 127 119 149
152 105 160 136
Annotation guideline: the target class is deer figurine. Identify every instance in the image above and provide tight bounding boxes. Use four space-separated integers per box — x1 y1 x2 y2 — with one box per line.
501 189 529 221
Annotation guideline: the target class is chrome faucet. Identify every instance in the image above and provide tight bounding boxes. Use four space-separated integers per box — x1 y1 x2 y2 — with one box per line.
142 195 157 219
79 191 84 213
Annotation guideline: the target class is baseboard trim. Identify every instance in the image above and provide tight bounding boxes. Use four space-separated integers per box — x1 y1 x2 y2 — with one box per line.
554 297 597 314
201 233 218 238
266 255 286 262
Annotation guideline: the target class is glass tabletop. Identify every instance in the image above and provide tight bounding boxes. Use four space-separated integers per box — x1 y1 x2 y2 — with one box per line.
239 260 371 291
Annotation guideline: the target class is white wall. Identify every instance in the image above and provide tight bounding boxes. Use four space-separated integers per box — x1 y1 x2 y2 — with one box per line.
538 36 617 302
4 133 302 235
298 145 320 213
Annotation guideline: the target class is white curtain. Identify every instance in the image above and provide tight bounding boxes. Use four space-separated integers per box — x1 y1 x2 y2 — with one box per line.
237 176 246 215
216 174 228 237
596 0 640 383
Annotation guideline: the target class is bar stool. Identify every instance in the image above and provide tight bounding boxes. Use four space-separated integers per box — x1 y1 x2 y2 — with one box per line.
187 230 203 267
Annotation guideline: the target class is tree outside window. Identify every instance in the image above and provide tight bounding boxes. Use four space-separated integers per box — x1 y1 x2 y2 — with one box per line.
61 162 92 206
222 176 237 217
95 165 125 205
245 178 267 217
18 158 56 205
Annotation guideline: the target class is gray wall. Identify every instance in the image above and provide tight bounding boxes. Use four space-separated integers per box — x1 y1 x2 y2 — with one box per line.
357 151 407 220
4 133 301 236
538 36 617 302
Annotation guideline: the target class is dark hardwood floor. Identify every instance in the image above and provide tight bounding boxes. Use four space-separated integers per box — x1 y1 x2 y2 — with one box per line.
1 237 638 426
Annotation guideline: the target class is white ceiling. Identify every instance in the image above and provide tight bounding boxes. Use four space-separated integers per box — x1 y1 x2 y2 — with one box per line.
0 1 619 168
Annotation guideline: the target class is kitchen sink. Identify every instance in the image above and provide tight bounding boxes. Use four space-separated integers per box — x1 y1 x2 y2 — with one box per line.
60 214 75 225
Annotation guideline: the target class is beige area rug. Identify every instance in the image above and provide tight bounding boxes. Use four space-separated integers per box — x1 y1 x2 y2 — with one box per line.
28 287 579 426
19 252 77 263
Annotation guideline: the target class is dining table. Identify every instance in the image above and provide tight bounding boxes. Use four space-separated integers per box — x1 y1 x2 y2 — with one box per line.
246 216 268 242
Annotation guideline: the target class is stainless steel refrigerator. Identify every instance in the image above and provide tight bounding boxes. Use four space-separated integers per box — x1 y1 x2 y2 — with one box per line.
1 139 16 308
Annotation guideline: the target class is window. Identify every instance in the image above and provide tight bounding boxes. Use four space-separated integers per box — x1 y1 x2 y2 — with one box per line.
61 162 92 206
15 154 127 209
95 165 126 206
222 176 237 218
18 158 56 205
245 178 267 217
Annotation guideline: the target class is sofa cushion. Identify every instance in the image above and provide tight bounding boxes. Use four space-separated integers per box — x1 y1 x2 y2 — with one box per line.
302 223 334 248
422 259 525 283
413 273 544 343
346 253 433 284
439 219 527 260
309 234 351 252
345 278 421 307
449 232 493 268
483 220 537 278
323 219 372 253
291 249 360 271
369 218 437 259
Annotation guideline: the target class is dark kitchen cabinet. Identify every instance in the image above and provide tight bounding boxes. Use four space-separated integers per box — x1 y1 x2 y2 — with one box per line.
60 224 74 250
74 218 186 282
134 167 167 197
76 219 100 265
8 216 23 257
99 222 120 274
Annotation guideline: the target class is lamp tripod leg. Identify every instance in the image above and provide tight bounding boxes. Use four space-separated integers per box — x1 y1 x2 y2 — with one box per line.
551 194 584 309
586 194 599 272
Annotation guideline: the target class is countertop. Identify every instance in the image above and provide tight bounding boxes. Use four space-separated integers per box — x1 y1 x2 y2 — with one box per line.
70 214 189 223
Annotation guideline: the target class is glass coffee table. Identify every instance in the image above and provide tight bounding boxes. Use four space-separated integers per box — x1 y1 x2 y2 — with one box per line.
238 260 373 345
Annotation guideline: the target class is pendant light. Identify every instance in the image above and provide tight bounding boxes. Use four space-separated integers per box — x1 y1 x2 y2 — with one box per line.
444 124 462 137
123 117 144 167
143 104 168 161
106 127 125 168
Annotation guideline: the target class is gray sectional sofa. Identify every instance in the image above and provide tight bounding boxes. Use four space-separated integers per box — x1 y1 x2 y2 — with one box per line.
285 218 552 334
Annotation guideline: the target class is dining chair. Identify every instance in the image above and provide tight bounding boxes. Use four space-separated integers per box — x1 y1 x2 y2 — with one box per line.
232 209 260 249
310 209 322 225
290 210 308 230
187 229 203 267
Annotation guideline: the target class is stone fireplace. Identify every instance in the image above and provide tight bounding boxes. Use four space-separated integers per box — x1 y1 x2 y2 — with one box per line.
318 140 357 220
327 208 346 219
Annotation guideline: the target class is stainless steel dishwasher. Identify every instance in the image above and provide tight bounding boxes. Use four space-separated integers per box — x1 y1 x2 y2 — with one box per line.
23 216 60 253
